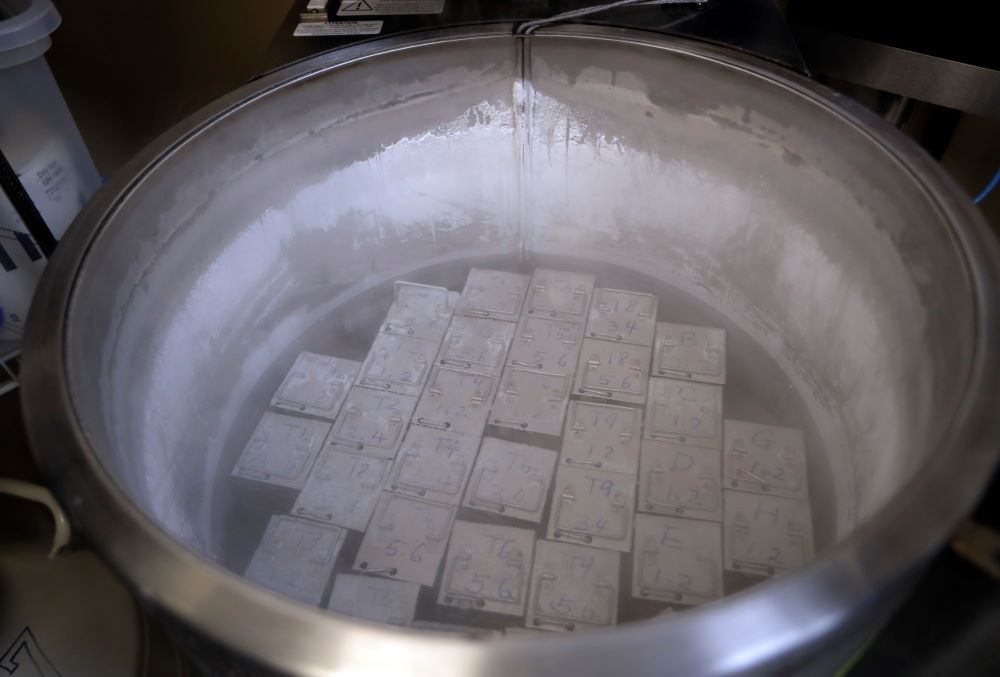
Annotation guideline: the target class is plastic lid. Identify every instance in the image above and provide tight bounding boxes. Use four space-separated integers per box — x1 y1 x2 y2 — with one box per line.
0 0 60 54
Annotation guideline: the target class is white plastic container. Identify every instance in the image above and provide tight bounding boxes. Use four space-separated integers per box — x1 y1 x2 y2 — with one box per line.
1 0 101 349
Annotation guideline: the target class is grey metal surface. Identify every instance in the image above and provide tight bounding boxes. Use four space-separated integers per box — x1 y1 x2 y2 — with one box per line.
17 22 1000 677
388 425 480 505
438 520 535 617
639 438 722 521
524 269 595 323
356 332 438 397
291 448 391 530
243 515 346 606
381 281 457 343
723 490 814 577
464 438 559 524
456 269 529 323
270 352 360 419
652 322 726 385
508 315 583 376
526 540 621 632
491 366 572 436
411 621 504 639
438 316 516 376
412 365 497 436
352 492 456 586
548 465 637 552
633 513 724 606
326 387 418 459
794 26 1000 119
723 419 808 501
229 412 330 490
327 573 421 627
573 337 651 405
561 401 642 474
585 288 658 346
645 378 724 449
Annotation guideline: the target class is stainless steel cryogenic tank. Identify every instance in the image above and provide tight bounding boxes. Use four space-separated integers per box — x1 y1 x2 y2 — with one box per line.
20 25 1000 676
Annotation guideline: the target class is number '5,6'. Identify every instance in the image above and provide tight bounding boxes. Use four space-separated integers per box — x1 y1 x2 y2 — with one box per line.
384 539 406 556
498 578 516 600
549 596 573 614
464 573 486 594
384 539 424 561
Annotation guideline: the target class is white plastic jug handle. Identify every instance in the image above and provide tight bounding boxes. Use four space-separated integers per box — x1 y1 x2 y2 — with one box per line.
0 478 70 556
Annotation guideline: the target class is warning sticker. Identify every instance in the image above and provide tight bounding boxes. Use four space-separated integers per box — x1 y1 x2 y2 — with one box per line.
337 0 445 16
293 20 384 36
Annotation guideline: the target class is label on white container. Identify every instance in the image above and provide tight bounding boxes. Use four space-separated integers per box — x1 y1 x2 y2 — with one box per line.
337 0 445 16
0 196 42 343
293 20 384 36
1 141 92 343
